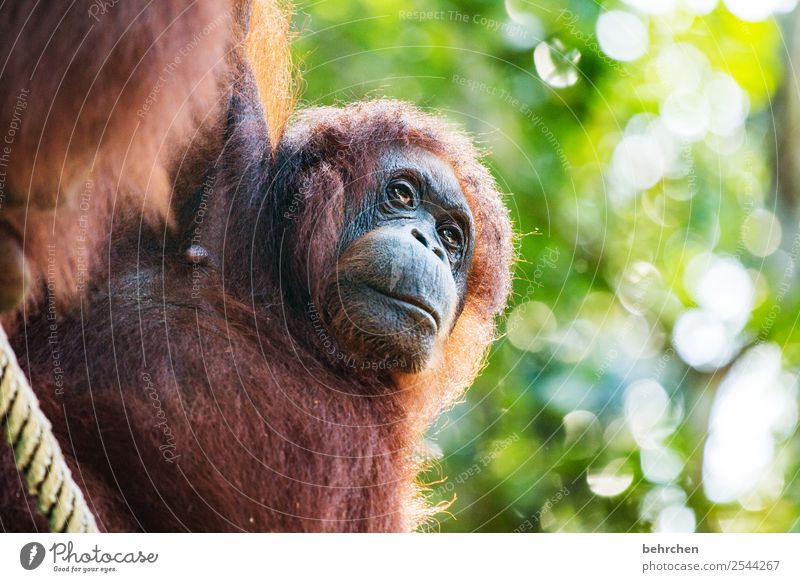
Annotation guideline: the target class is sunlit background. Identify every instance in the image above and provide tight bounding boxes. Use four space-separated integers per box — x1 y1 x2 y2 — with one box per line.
293 0 800 532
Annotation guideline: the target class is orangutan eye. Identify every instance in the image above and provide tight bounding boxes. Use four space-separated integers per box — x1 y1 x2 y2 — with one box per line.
437 224 464 250
386 180 416 209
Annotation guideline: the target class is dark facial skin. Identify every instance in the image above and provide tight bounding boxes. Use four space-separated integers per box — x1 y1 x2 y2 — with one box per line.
322 147 475 372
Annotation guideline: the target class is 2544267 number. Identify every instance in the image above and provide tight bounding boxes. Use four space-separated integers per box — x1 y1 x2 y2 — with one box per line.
730 560 780 571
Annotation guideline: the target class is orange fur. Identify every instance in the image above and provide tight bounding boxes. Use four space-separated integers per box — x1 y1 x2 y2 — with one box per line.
246 0 297 148
0 1 243 326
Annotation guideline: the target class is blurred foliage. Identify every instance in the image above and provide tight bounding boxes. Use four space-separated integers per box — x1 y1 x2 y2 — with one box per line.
292 0 800 532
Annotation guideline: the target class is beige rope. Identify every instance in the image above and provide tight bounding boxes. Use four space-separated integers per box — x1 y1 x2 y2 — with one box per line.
0 324 98 532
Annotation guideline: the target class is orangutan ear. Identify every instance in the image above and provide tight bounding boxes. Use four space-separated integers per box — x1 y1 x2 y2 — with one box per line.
279 161 346 303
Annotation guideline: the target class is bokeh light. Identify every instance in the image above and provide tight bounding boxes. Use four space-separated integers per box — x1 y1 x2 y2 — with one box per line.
296 0 800 533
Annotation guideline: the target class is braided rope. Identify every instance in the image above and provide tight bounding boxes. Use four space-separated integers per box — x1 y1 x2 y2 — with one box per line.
0 324 98 532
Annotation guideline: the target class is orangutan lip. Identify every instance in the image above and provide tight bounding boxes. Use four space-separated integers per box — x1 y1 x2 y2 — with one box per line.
365 284 440 330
